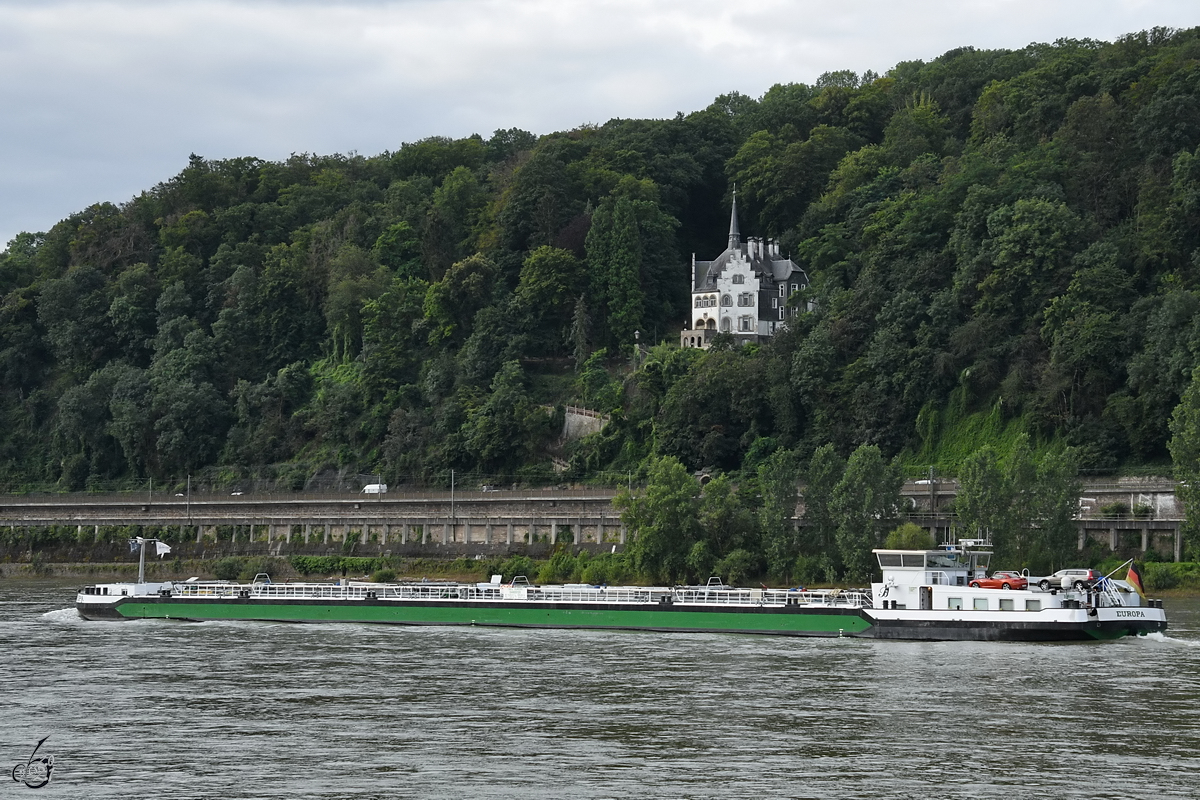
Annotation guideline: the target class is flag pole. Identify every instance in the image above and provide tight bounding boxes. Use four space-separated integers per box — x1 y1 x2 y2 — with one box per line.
132 537 173 584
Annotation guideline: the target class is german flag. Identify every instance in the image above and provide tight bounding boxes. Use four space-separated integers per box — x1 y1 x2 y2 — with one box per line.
1126 562 1146 598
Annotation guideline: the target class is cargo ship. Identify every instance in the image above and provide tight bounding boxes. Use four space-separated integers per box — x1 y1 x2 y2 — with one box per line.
75 539 1167 641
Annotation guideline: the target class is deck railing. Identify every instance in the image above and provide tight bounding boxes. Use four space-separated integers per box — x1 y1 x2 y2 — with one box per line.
166 581 871 608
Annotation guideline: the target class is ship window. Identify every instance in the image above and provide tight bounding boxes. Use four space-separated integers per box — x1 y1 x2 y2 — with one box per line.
877 554 903 567
948 598 962 610
973 598 988 610
927 552 962 569
901 554 925 568
732 274 744 284
999 598 1015 611
1026 599 1042 612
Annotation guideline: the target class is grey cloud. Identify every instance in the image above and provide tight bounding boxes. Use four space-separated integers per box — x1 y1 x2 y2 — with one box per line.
2 0 1198 246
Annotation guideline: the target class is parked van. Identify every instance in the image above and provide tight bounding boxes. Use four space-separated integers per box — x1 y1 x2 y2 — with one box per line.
361 483 388 494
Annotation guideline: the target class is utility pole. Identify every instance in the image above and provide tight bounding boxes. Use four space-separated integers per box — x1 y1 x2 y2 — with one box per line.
186 474 191 523
450 469 455 521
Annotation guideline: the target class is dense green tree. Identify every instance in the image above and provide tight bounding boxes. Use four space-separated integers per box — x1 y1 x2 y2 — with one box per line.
757 448 802 580
463 361 553 473
832 444 901 581
616 455 701 582
697 473 758 560
799 444 846 572
1169 365 1200 561
515 246 585 351
884 522 935 550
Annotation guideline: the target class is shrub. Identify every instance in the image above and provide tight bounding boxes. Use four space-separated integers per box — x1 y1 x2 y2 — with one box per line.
499 555 536 582
237 556 283 582
1143 562 1179 591
290 555 342 575
1099 501 1129 518
213 557 245 581
580 559 608 585
714 549 757 586
372 569 396 583
1142 562 1200 592
793 553 836 585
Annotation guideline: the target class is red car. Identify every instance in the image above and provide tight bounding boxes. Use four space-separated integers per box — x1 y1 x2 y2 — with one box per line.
969 570 1029 590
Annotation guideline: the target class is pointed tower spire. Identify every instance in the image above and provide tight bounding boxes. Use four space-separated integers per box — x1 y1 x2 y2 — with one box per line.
728 186 741 250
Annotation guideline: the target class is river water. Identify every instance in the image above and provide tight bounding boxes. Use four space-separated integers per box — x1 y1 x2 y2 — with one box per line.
1 580 1198 799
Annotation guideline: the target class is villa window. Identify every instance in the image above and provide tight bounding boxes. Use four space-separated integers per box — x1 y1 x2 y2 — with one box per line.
721 294 732 307
721 318 731 332
739 316 752 332
771 298 778 309
779 284 786 296
732 274 744 285
792 283 799 292
778 308 784 320
694 297 701 308
738 293 753 307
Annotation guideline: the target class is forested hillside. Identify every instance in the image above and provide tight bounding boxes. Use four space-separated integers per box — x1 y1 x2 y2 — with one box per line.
4 26 1200 494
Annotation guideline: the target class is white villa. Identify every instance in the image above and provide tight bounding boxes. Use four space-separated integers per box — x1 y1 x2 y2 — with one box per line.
680 195 810 349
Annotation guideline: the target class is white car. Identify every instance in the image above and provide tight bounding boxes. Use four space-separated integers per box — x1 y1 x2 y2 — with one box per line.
1030 568 1101 591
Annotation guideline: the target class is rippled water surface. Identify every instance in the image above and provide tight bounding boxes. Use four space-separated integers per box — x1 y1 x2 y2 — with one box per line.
2 580 1198 799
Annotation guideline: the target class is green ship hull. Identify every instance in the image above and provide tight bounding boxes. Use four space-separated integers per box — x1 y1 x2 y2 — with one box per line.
99 596 875 637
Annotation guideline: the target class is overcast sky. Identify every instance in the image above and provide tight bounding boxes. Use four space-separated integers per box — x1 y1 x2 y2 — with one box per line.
1 0 1197 249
